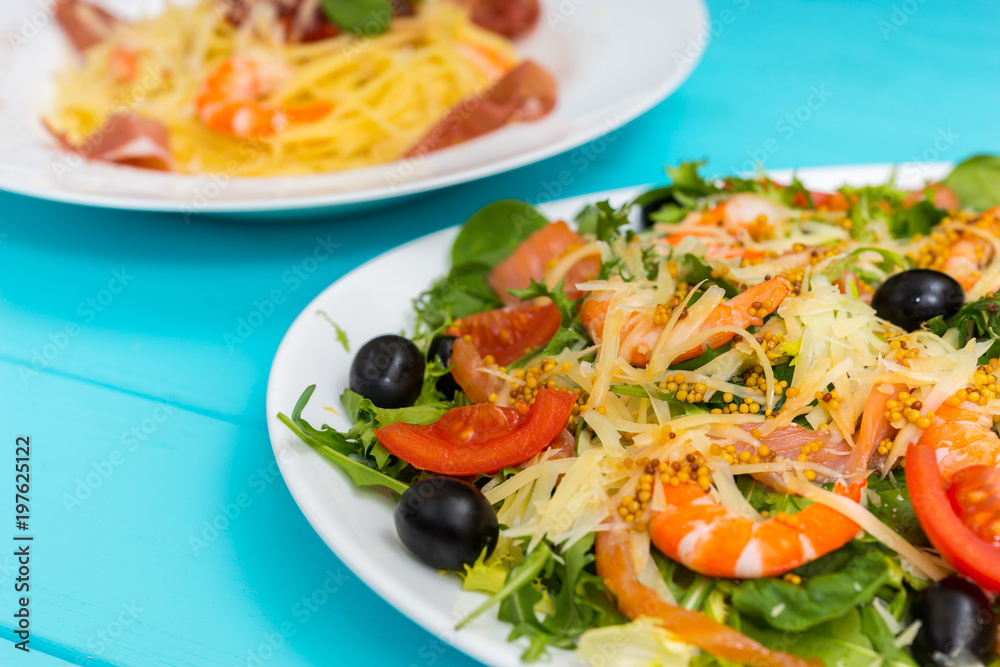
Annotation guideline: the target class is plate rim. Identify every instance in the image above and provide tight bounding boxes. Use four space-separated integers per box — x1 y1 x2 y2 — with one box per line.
265 162 953 666
0 0 709 214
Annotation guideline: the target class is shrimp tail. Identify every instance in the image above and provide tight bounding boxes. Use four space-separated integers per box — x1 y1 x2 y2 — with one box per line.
595 527 821 667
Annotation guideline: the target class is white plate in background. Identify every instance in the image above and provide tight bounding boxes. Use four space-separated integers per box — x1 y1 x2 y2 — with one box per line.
0 0 708 215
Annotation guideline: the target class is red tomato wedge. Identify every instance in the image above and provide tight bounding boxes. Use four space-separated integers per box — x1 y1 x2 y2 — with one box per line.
906 442 1000 592
450 302 561 366
948 465 1000 545
449 337 504 404
376 388 576 475
488 221 600 305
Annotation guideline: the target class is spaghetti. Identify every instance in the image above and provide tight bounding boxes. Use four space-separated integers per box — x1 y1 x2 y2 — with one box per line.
47 0 542 176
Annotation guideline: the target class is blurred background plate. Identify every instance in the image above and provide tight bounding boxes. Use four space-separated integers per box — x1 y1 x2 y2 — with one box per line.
0 0 708 216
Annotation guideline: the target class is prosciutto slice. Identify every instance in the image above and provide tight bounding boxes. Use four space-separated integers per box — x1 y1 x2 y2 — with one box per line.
454 0 540 38
405 59 555 157
46 113 175 172
54 0 121 52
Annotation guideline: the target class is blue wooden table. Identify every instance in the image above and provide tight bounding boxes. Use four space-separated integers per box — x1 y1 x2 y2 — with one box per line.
2 1 999 665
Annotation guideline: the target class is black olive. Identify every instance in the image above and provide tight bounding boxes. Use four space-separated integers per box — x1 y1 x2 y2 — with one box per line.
871 269 964 332
348 334 424 408
637 188 681 229
394 477 499 571
428 335 461 398
911 576 996 666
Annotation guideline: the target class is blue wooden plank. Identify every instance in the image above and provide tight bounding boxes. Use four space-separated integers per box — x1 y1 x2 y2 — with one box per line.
0 360 478 667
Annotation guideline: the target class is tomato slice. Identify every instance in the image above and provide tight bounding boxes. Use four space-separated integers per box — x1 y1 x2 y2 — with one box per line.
376 388 576 475
450 302 561 366
449 337 504 404
948 465 1000 545
906 443 1000 592
488 220 600 305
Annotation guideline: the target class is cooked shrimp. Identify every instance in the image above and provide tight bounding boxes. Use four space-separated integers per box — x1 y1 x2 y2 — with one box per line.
456 42 516 83
195 54 332 138
580 276 790 367
943 238 985 291
917 401 1000 484
662 194 790 248
649 479 863 578
595 527 819 667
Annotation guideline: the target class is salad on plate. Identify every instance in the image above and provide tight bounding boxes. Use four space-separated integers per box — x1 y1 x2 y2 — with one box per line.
279 155 1000 667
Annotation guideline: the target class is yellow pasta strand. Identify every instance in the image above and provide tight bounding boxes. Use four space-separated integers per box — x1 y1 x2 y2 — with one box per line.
46 1 518 175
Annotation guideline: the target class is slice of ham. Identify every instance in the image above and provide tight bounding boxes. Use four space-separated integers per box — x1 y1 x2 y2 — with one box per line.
54 0 121 52
405 59 556 157
453 0 540 38
46 113 175 172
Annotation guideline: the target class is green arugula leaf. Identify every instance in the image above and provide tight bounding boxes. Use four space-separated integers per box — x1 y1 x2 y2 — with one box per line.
278 385 409 495
319 0 392 35
944 154 1000 211
415 262 502 330
458 542 552 629
316 310 351 351
509 324 589 369
507 278 579 326
451 200 550 268
731 541 891 631
821 247 907 282
588 200 631 242
924 293 1000 362
637 161 723 224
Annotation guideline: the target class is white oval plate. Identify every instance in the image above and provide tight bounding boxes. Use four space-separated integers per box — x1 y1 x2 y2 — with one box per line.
266 163 951 666
0 0 707 216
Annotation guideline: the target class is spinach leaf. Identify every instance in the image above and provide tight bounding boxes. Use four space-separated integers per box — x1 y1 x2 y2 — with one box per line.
860 604 919 667
736 607 883 667
732 541 891 631
865 472 929 547
681 254 740 297
277 385 410 494
415 262 502 330
451 200 549 268
892 199 946 238
944 154 1000 211
319 0 391 35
